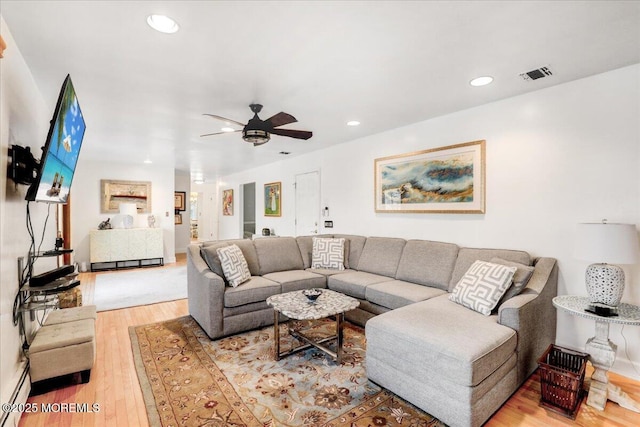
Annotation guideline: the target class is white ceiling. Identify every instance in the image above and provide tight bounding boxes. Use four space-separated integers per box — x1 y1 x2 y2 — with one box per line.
2 1 639 182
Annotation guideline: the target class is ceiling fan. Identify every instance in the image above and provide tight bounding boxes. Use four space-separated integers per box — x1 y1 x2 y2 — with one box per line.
201 104 313 146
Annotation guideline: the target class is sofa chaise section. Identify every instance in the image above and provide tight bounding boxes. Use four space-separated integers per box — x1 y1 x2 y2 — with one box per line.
366 255 558 427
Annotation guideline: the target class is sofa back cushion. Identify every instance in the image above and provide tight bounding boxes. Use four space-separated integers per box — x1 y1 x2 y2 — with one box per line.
356 237 406 277
332 234 367 268
254 237 305 275
200 239 260 281
448 247 531 292
395 240 459 290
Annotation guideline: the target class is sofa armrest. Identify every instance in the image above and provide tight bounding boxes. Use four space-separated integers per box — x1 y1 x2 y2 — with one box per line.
187 245 225 339
498 257 558 384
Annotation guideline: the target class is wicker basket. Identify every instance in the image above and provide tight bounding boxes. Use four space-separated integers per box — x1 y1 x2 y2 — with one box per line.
537 344 589 419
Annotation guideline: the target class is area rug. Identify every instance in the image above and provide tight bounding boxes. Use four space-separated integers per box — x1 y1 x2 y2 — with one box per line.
130 316 445 427
93 266 187 311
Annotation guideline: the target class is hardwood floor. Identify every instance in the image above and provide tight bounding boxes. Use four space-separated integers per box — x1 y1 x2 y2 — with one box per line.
18 254 640 426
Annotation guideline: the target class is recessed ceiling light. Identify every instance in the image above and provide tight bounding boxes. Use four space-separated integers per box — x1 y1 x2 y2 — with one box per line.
143 158 152 164
221 127 235 132
147 14 179 34
193 179 204 185
469 76 493 87
347 120 360 126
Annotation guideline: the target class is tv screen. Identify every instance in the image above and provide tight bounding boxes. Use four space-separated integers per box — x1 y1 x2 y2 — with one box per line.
26 74 86 203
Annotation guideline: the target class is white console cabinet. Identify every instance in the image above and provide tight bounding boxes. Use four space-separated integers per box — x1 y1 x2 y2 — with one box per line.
90 228 163 271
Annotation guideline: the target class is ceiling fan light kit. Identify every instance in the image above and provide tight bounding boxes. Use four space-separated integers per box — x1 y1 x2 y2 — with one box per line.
243 129 270 145
202 103 312 146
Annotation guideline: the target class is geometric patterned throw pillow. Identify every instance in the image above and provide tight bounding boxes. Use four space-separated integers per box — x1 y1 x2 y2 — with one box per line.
311 237 345 270
449 260 517 315
216 244 251 288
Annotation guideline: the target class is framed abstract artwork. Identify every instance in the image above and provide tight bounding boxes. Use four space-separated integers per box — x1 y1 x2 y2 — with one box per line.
264 182 281 217
374 140 485 214
101 179 152 213
222 189 233 216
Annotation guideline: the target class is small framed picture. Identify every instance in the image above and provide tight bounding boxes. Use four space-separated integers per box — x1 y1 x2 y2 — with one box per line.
175 213 182 225
222 189 233 216
264 182 281 217
174 191 186 211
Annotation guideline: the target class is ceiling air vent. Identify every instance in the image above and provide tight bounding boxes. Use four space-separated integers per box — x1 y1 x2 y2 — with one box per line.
519 66 553 81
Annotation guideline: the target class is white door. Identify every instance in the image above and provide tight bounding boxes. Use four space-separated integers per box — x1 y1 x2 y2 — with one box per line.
295 171 320 236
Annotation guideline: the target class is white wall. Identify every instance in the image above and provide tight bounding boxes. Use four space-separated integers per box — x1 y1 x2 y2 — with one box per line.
0 16 59 421
174 172 191 253
218 64 640 379
70 160 177 266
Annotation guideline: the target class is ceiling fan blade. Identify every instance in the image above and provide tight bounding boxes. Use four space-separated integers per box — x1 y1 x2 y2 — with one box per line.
266 112 297 128
200 129 242 137
270 128 313 140
202 113 246 127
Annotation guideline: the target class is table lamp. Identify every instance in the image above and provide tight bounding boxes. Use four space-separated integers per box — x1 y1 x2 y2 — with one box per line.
574 221 639 307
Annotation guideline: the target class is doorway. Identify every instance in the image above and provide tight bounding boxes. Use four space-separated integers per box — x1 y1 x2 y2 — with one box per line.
295 171 320 236
190 192 201 241
242 182 256 239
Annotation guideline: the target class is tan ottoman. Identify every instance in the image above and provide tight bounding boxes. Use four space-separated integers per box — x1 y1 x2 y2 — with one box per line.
44 305 96 326
29 319 96 383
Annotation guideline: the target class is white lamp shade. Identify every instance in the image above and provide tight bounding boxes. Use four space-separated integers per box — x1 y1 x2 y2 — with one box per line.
119 202 138 217
574 223 639 264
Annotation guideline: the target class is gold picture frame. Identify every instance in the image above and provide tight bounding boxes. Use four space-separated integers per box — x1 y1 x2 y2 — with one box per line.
174 191 186 211
264 182 281 217
101 179 152 214
374 140 485 214
222 189 233 216
175 213 182 225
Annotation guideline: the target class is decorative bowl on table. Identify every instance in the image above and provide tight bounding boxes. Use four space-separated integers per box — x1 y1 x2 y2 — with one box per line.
302 288 323 302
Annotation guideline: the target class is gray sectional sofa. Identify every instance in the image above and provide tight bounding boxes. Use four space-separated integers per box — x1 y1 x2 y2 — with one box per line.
186 234 558 427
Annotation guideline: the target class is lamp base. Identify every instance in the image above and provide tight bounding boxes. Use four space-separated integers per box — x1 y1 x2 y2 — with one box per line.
585 263 625 307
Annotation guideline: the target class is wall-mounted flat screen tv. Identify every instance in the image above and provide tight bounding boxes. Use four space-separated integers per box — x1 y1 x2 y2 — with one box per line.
26 74 86 203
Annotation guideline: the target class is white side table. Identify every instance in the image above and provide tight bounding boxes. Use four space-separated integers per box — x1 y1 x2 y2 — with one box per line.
552 295 640 413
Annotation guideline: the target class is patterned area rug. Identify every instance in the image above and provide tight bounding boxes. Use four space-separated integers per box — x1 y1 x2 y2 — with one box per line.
129 316 445 427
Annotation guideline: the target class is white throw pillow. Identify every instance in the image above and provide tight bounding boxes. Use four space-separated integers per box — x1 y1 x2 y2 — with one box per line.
216 244 251 287
449 260 517 315
311 237 345 270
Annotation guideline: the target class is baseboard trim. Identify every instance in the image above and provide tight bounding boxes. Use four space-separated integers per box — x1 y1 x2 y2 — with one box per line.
0 361 30 427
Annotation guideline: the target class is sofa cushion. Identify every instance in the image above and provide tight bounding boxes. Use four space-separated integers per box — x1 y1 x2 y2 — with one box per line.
449 261 517 315
200 239 260 281
356 237 406 277
327 271 393 299
254 237 305 275
263 270 326 293
217 245 252 288
307 268 356 277
395 240 459 290
224 276 281 308
312 237 345 270
449 247 531 292
366 294 517 387
332 234 367 268
365 280 447 310
491 257 535 306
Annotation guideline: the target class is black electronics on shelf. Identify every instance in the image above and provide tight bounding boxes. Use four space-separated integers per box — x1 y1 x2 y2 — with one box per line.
29 264 75 287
